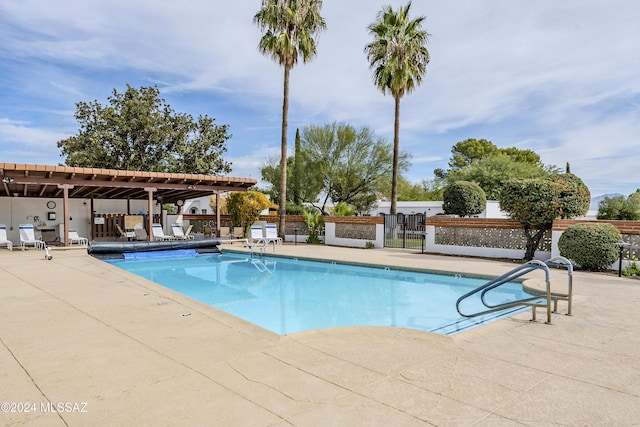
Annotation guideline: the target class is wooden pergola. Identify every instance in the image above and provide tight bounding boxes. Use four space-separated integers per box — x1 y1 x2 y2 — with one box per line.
0 163 256 245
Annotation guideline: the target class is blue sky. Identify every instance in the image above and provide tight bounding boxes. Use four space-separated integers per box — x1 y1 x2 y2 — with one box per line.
1 0 639 198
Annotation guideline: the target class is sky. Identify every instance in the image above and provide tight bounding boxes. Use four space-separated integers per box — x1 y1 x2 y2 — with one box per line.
1 0 639 198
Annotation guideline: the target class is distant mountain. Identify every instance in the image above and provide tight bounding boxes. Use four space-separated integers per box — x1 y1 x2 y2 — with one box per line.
590 193 624 210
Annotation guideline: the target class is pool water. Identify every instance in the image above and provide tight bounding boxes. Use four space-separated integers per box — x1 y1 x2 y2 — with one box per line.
108 252 536 335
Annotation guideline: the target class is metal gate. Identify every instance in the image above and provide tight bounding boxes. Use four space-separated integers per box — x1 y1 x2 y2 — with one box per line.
383 213 425 250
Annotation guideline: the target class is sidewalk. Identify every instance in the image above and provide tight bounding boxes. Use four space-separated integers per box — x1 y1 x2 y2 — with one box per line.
1 244 639 425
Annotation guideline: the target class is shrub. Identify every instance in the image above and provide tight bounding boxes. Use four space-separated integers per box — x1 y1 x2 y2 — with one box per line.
443 181 486 217
227 191 271 237
331 201 355 216
558 223 621 271
285 203 305 215
303 210 324 244
623 258 640 277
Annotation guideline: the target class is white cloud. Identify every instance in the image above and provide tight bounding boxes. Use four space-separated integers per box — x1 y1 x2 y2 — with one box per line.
0 0 639 195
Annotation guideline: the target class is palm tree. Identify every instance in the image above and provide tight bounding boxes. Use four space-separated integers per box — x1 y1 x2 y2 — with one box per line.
254 0 326 238
364 1 430 215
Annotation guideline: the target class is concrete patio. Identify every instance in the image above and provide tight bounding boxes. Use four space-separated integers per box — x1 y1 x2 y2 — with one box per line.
1 243 639 426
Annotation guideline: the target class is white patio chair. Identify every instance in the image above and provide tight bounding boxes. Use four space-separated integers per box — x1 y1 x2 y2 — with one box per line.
151 223 176 241
265 223 283 247
18 224 45 250
68 229 88 245
0 224 13 251
171 223 194 240
244 226 267 254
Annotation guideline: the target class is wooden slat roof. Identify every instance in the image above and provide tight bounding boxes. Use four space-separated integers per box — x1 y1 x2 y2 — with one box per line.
0 163 256 202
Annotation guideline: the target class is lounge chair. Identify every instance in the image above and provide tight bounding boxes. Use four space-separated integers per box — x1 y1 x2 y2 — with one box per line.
67 229 88 245
265 223 283 247
232 227 243 238
0 224 13 251
116 224 135 241
219 226 230 239
184 225 194 240
134 227 148 241
151 223 176 241
18 224 45 250
248 226 265 245
244 226 267 253
171 224 194 240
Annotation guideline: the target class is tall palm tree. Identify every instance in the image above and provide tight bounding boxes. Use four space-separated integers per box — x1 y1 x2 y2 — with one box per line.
254 0 326 238
365 1 430 215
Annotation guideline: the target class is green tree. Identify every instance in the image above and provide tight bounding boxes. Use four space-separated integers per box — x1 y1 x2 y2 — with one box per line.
226 191 271 238
365 1 430 215
300 122 408 214
597 192 640 220
254 0 327 238
292 128 302 205
260 154 323 208
331 201 356 216
445 138 500 171
499 173 590 261
443 181 486 217
437 139 541 175
381 176 444 201
435 139 556 199
445 153 550 199
57 85 231 174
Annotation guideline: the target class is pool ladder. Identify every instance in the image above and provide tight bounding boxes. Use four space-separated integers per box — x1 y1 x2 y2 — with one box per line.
456 256 573 325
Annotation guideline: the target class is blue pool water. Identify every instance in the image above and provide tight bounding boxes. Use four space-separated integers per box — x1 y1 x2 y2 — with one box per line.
108 252 536 335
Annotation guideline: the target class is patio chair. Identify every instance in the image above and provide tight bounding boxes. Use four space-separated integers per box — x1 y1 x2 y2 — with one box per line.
265 223 282 247
232 227 243 239
151 223 176 241
116 224 135 241
18 224 45 250
219 226 230 239
184 225 194 240
0 224 13 251
134 227 148 241
171 224 195 240
244 226 267 253
67 229 88 245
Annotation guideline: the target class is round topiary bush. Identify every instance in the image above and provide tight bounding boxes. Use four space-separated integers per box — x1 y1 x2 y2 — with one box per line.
443 181 486 217
558 222 621 270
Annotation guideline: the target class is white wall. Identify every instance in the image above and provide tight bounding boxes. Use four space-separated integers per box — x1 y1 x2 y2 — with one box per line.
370 200 508 218
323 222 385 248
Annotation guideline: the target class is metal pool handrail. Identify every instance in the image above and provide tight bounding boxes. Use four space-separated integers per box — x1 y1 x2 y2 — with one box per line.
543 256 574 316
456 260 553 324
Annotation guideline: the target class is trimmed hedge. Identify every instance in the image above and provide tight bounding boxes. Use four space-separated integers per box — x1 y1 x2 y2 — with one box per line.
443 181 486 217
558 222 621 270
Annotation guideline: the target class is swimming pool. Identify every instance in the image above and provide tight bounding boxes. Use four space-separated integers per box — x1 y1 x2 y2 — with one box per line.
107 252 536 335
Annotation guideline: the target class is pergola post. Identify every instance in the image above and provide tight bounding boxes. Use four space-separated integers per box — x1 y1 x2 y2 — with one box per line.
145 187 156 241
216 192 221 238
58 184 74 247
